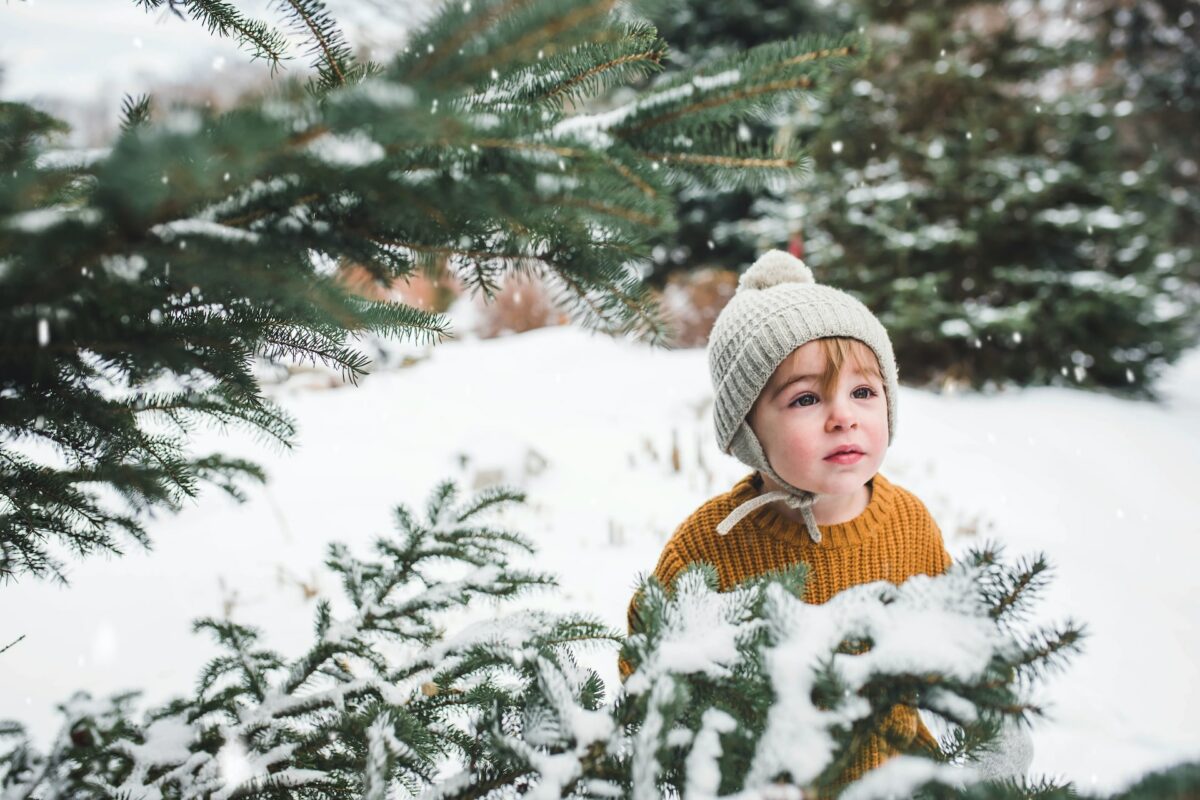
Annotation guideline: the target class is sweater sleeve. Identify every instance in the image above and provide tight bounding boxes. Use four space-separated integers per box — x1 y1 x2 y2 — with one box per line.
932 515 953 574
619 540 690 682
626 540 690 632
912 513 952 754
909 489 952 576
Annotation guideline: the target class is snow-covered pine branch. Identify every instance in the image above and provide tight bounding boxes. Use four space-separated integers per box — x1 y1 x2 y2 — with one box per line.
476 547 1087 800
7 492 1197 799
0 481 611 799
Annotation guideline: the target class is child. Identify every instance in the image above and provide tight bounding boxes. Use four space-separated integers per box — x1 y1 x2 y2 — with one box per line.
622 249 953 782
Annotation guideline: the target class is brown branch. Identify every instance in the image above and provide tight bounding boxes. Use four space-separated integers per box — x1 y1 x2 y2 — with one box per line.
539 48 666 103
435 768 534 800
0 634 26 655
992 570 1036 620
609 160 657 198
288 124 331 149
618 76 815 137
408 0 534 81
465 138 588 159
636 151 800 170
551 196 660 227
772 45 856 71
278 0 346 87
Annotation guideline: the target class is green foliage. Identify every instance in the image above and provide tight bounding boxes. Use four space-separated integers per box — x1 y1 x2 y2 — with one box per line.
646 0 1197 396
787 0 1198 396
0 101 69 172
637 0 859 279
4 484 1196 798
583 546 1085 798
274 0 381 93
0 480 608 798
1107 760 1200 800
1091 0 1200 320
0 0 857 583
119 94 154 133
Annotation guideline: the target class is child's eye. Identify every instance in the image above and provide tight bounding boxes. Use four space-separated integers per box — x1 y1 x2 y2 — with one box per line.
790 393 818 407
853 387 877 399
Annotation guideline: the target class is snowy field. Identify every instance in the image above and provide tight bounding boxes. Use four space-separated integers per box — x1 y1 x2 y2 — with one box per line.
3 318 1199 794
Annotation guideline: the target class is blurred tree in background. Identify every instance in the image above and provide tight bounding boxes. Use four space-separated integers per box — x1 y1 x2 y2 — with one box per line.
649 0 1198 397
635 1 857 282
791 0 1196 395
1092 0 1199 279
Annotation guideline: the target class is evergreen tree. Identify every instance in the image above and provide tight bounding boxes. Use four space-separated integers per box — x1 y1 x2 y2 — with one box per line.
635 1 858 283
777 0 1197 395
4 478 1148 799
0 481 607 798
584 547 1087 798
1091 0 1200 325
0 0 859 584
7 483 1193 797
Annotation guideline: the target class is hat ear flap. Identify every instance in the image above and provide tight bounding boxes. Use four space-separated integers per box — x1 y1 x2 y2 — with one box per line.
732 421 799 494
729 421 769 471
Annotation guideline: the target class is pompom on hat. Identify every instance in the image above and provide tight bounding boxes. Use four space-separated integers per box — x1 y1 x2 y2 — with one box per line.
706 249 900 542
736 249 816 290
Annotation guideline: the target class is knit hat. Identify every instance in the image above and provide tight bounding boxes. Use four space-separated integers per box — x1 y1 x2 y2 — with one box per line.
707 250 899 543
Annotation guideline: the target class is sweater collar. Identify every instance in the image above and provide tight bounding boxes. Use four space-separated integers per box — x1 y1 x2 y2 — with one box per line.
725 471 896 549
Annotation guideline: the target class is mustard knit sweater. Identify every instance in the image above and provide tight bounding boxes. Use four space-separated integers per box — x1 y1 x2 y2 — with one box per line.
622 470 952 789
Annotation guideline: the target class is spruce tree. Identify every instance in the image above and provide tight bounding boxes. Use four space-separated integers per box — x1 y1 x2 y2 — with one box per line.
9 490 1193 797
1091 0 1199 325
635 1 858 282
0 0 858 584
0 481 606 798
0 479 1115 799
781 0 1197 395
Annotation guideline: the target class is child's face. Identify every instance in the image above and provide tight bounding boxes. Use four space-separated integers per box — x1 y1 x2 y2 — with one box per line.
747 340 888 497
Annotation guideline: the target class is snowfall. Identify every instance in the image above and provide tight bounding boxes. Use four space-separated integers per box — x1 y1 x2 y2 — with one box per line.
3 0 1198 794
2 298 1198 795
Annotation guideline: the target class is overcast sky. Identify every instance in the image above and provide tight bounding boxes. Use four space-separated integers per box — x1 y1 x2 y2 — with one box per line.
2 1 425 122
3 1 277 103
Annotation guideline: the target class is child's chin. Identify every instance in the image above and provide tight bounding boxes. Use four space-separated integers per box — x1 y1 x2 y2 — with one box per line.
780 471 863 496
820 482 865 497
811 467 873 493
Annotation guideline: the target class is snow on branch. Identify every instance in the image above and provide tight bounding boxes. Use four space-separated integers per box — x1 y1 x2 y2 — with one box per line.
0 480 594 799
600 547 1084 798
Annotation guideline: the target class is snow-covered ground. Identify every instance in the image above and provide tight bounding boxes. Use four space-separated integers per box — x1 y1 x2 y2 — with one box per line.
3 318 1198 794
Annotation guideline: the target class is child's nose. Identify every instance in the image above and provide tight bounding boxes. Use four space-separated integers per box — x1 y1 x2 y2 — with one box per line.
825 399 858 430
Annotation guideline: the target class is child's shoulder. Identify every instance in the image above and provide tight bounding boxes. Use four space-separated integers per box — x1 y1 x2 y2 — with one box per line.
876 473 938 528
873 474 952 571
656 473 760 557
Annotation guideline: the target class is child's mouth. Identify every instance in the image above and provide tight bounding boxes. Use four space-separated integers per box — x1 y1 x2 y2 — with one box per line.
825 451 864 464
